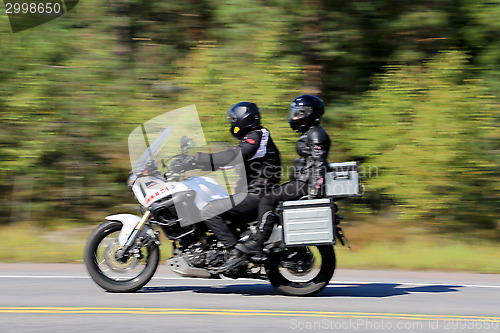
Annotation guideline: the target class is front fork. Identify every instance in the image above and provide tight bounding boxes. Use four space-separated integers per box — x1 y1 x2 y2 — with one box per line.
123 210 151 249
117 211 160 261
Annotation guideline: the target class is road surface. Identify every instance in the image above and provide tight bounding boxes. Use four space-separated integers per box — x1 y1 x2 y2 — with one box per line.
0 263 499 332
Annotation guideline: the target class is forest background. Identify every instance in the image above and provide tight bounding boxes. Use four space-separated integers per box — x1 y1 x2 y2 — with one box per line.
1 0 499 269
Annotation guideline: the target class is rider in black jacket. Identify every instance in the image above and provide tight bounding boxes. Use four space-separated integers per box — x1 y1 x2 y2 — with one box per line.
173 102 281 261
219 95 330 272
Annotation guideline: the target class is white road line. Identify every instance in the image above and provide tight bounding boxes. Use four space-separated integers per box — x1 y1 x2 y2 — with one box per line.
0 275 499 288
0 275 265 283
333 280 500 289
0 275 89 279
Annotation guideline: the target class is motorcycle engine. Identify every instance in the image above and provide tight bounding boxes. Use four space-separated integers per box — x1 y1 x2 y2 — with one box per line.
184 241 225 268
184 242 206 268
205 249 225 268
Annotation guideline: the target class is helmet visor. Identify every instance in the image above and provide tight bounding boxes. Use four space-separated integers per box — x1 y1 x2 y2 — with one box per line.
289 105 313 121
226 109 238 124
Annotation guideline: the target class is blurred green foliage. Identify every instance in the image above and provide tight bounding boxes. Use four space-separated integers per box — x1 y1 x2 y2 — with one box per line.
0 0 499 236
343 51 499 231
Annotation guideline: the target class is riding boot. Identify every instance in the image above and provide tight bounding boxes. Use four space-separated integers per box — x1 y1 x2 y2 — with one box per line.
237 212 276 258
235 229 267 262
217 246 248 273
236 239 262 255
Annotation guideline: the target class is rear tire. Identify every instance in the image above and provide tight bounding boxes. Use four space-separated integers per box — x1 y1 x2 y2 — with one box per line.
84 220 159 292
265 245 335 296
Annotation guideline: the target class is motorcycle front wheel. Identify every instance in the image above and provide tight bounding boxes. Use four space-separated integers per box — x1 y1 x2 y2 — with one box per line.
265 245 335 296
84 220 159 292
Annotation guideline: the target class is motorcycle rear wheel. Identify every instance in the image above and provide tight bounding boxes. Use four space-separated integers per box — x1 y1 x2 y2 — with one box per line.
84 220 159 292
265 245 335 296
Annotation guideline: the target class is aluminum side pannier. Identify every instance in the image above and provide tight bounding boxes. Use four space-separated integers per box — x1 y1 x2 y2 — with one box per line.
278 198 335 246
325 161 362 198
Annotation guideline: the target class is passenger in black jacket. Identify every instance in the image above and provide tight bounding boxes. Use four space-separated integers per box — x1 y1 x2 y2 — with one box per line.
219 95 330 272
173 102 281 260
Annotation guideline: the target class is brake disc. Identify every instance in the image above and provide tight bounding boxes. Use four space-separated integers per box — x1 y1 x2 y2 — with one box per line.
103 241 139 272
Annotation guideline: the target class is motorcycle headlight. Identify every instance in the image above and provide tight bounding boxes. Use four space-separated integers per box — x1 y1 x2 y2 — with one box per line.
127 173 138 187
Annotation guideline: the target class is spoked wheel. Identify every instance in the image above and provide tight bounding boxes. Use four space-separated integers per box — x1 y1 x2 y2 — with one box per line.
265 245 335 296
84 220 159 292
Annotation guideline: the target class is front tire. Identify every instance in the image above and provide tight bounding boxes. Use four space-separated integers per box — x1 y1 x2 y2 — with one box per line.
84 220 159 292
265 245 335 296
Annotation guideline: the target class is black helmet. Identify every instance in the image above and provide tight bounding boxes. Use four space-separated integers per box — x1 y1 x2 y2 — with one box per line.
226 102 261 139
289 95 324 132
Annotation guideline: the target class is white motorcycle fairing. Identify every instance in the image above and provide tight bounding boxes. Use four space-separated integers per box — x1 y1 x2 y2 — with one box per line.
183 176 230 209
131 176 188 207
132 175 230 210
116 175 231 245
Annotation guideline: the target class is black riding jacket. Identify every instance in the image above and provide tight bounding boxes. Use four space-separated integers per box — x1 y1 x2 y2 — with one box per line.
196 127 281 194
290 125 331 197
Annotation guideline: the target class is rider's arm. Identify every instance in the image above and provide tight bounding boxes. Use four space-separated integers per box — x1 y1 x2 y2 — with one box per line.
196 130 263 171
307 126 331 197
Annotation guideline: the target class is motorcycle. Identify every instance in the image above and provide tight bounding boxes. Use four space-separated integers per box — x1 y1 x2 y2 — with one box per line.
84 107 355 296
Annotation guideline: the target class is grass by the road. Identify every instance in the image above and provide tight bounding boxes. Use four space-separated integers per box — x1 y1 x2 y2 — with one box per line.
336 241 500 273
0 222 173 263
1 221 499 274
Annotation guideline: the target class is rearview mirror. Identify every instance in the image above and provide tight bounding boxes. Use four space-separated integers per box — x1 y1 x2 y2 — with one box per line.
180 136 193 151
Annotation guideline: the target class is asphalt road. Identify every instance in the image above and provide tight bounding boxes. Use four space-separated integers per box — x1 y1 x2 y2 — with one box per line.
0 263 499 333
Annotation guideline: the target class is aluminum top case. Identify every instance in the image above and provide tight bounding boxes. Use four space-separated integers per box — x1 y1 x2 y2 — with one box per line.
278 198 335 246
325 161 362 198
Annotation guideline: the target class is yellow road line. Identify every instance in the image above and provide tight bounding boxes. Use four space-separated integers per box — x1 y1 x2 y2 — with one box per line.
0 307 499 321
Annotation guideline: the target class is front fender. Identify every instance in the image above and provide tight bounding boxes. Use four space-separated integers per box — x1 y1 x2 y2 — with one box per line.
105 214 146 246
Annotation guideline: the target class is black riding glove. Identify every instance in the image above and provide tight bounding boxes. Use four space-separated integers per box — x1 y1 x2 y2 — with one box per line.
170 155 198 173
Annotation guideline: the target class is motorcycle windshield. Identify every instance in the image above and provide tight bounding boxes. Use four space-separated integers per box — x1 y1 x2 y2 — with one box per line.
128 105 207 174
128 105 248 222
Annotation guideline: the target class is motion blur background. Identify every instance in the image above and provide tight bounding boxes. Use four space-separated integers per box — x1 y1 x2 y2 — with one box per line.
0 0 499 269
